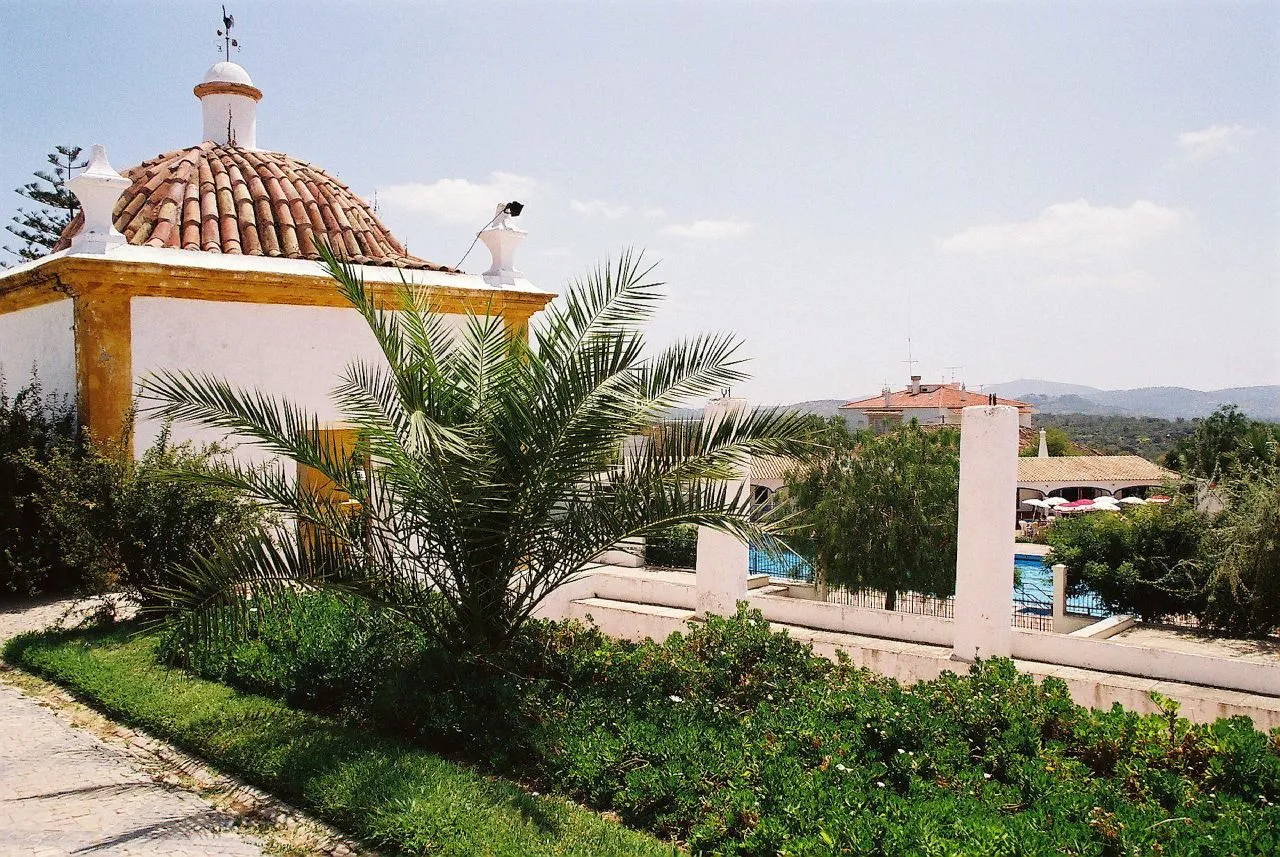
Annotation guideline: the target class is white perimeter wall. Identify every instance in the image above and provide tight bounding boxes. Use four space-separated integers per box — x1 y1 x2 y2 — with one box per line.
130 297 466 462
0 299 76 404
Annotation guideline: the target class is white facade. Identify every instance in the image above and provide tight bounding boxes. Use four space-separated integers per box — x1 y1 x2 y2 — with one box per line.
130 296 468 460
0 299 76 403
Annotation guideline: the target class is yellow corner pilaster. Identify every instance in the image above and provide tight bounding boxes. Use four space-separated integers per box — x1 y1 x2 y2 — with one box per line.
74 287 133 450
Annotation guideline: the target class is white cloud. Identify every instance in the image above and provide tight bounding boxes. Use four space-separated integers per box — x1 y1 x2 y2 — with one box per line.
570 199 632 219
640 207 667 220
659 219 753 240
1172 124 1254 165
938 199 1186 255
378 172 539 224
1034 269 1157 291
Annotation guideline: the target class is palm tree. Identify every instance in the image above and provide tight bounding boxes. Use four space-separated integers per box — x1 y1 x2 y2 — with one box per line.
140 246 812 653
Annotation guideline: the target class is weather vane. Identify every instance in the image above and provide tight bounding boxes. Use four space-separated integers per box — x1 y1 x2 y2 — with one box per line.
216 5 239 60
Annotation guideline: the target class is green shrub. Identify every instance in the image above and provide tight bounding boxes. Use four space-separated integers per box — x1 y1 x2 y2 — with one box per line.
23 424 263 605
163 598 1280 855
1046 501 1209 622
645 525 697 569
0 375 81 597
5 626 676 857
1202 474 1280 636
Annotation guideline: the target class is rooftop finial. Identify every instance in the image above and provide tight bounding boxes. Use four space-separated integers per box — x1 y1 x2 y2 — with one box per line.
217 5 239 61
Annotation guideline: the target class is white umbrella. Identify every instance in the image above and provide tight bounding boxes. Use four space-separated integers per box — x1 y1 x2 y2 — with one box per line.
1118 496 1146 505
1022 498 1049 508
1042 496 1068 507
1093 497 1120 507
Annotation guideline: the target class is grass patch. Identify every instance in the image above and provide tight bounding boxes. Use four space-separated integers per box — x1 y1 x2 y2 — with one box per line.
3 625 677 857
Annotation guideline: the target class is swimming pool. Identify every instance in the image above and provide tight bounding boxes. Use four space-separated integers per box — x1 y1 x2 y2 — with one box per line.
749 548 1109 617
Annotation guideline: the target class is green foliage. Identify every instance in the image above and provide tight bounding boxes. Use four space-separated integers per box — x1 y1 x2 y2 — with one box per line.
4 145 85 262
1045 501 1209 622
645 525 698 569
787 418 960 607
139 246 812 654
5 626 675 857
130 601 1280 855
0 373 259 602
1034 413 1199 461
1165 405 1280 481
1020 425 1080 456
22 426 263 606
0 375 81 596
1202 473 1280 636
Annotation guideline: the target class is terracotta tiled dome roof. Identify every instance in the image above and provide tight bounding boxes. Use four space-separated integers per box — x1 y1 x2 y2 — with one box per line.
54 141 453 271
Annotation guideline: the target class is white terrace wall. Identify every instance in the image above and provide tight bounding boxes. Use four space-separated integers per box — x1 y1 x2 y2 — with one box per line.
0 299 76 403
129 296 468 462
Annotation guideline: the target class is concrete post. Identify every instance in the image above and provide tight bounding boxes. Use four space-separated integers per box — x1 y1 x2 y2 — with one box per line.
696 397 751 616
953 405 1019 662
1051 563 1068 632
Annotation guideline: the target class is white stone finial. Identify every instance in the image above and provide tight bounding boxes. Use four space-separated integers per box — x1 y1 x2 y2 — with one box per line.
195 61 262 149
1038 428 1049 458
66 145 129 254
479 203 527 286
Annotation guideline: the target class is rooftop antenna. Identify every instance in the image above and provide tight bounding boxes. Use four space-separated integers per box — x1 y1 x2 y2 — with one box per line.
944 365 963 385
902 285 918 379
216 5 239 61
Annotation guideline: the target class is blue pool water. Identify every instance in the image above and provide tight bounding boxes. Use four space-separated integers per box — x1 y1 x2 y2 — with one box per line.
748 548 1109 617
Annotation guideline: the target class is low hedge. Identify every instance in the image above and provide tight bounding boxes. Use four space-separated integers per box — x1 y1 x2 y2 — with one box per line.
3 626 677 857
159 598 1280 855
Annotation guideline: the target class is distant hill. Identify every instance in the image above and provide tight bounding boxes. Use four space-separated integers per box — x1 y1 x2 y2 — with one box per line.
667 383 1280 422
984 379 1102 398
983 379 1280 421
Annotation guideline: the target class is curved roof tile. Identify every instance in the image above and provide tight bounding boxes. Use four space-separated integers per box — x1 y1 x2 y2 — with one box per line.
55 141 455 272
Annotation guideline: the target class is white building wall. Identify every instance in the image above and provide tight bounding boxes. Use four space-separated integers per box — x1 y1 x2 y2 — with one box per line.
130 296 466 461
0 299 77 405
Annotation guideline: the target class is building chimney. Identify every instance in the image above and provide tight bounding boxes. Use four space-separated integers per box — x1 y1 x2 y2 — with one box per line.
910 375 922 395
1038 428 1049 458
479 203 526 286
195 61 262 149
882 385 892 407
66 145 130 254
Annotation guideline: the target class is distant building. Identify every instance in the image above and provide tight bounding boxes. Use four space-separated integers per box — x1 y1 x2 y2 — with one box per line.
840 376 1035 433
1016 455 1178 507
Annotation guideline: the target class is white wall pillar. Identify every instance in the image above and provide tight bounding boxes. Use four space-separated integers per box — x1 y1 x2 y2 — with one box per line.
953 405 1019 661
696 397 751 616
1051 563 1067 628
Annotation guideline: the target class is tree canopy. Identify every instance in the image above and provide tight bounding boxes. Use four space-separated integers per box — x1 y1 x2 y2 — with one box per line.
1164 405 1280 481
4 145 85 262
786 418 959 609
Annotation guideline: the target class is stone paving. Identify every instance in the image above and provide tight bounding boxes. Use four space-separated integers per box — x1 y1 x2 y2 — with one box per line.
0 597 269 857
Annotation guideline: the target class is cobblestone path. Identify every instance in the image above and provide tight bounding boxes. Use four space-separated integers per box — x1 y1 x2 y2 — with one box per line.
0 598 266 857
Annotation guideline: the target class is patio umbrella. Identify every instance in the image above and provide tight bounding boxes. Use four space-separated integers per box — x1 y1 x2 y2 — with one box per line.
1059 499 1095 511
1117 496 1146 505
1147 495 1172 505
1042 496 1069 507
1022 498 1049 508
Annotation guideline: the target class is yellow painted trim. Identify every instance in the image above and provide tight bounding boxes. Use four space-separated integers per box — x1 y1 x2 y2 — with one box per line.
1 255 556 318
74 286 133 450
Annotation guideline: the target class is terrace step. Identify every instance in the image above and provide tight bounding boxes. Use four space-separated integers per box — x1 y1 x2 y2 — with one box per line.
569 597 695 621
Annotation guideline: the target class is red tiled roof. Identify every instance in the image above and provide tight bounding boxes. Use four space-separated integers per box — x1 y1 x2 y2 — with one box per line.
54 141 454 271
841 384 1033 412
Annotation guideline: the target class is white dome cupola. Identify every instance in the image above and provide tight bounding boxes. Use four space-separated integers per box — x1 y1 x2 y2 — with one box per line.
194 61 262 149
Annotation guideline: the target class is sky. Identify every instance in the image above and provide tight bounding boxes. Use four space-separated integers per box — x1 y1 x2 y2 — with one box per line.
1 1 1277 404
